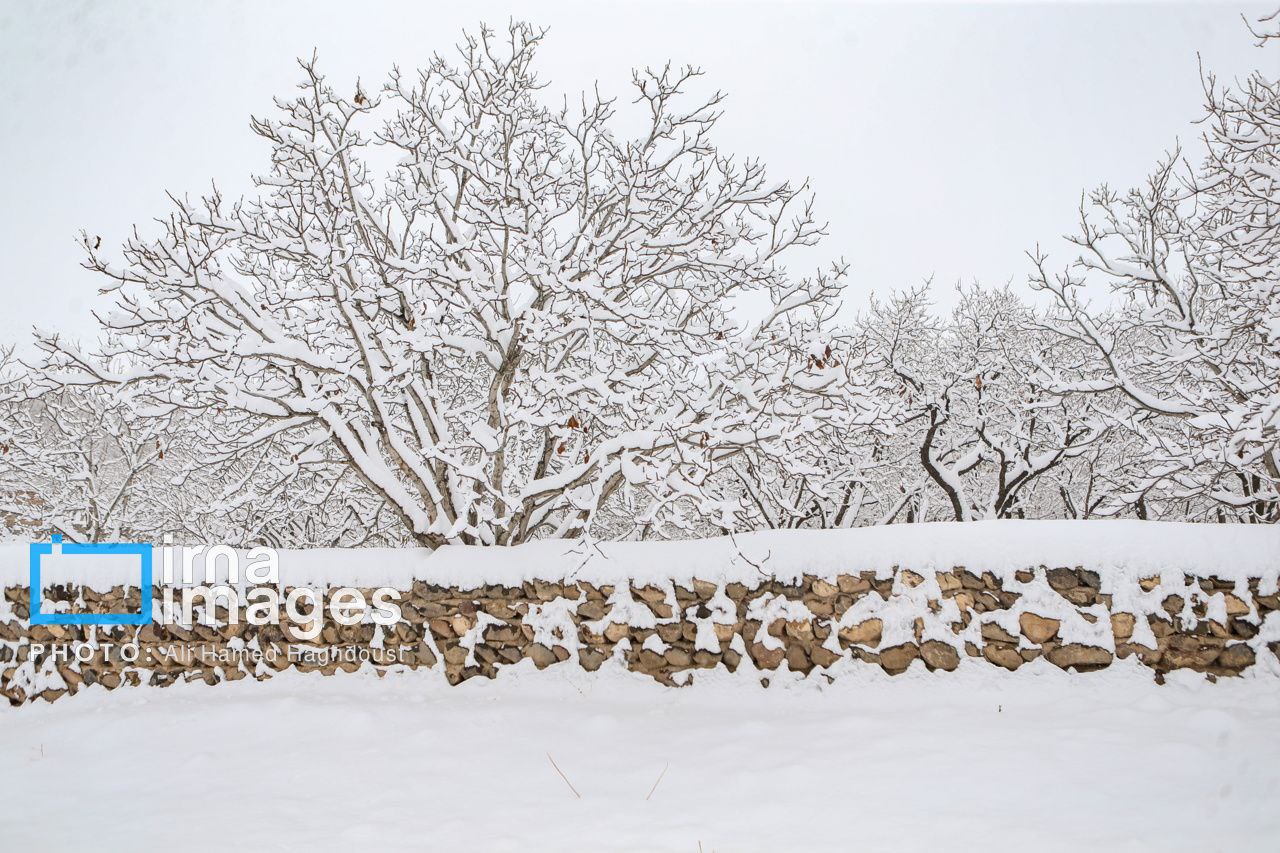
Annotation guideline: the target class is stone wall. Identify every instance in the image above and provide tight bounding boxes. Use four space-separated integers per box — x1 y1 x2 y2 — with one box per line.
3 564 1278 706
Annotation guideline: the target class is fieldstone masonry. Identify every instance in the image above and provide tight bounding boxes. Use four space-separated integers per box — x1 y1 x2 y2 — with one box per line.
3 564 1277 706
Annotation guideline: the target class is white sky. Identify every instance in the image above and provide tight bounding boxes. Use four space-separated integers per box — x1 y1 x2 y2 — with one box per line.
0 0 1273 350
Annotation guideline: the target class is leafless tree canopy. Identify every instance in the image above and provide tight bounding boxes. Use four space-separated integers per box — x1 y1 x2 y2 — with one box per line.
1 16 1276 547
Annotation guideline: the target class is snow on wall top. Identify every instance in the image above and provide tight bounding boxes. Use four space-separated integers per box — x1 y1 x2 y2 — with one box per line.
2 520 1277 592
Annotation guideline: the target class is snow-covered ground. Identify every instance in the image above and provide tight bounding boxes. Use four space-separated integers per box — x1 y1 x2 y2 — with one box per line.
3 659 1278 852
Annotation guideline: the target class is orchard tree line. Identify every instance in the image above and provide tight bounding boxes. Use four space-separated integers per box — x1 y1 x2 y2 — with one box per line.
1 18 1276 548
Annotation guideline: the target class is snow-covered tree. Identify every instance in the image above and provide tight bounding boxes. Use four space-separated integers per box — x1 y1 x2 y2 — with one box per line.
1030 32 1280 521
36 23 886 546
0 361 171 542
142 413 409 548
863 285 1108 522
700 329 897 531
